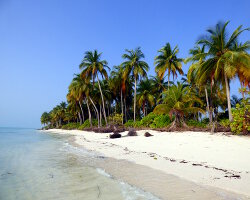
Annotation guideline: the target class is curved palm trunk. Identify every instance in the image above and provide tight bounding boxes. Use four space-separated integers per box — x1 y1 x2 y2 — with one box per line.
99 104 102 127
143 101 146 117
224 75 233 121
89 97 100 128
79 101 84 122
205 88 212 124
241 83 245 100
97 75 108 125
78 112 82 125
86 99 92 127
134 78 137 122
121 88 124 124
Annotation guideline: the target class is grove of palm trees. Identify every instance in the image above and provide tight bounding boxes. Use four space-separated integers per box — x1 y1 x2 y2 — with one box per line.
41 21 250 134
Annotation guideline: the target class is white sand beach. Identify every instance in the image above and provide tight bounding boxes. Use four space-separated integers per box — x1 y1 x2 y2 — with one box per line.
45 129 250 198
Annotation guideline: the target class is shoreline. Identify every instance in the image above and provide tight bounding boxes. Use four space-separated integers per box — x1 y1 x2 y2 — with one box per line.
43 129 250 199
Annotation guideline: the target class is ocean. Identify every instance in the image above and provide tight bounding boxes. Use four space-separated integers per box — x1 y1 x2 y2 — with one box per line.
0 127 159 200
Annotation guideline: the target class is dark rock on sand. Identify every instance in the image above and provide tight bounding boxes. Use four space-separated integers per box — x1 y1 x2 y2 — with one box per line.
144 132 153 137
109 133 121 139
127 128 137 136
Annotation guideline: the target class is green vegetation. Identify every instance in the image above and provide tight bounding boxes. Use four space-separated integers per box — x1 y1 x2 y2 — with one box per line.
230 101 250 134
78 119 98 130
41 21 250 134
187 119 208 128
61 123 80 130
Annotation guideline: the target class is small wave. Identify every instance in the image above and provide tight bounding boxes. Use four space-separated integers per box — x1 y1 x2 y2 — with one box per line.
96 168 112 178
96 168 160 200
119 181 161 200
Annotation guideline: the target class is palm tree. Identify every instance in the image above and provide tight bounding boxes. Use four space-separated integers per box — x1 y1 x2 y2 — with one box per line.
231 95 242 108
40 112 51 127
154 43 183 89
110 65 125 123
154 82 205 129
68 75 86 125
150 75 168 100
79 50 110 125
121 47 149 122
58 101 67 126
137 79 155 117
186 45 214 123
197 21 249 121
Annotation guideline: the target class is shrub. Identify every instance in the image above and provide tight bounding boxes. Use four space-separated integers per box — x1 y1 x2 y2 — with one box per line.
230 103 250 134
140 112 157 127
78 119 98 130
61 123 80 130
187 119 207 128
108 114 123 126
219 119 230 128
201 118 210 124
133 120 142 128
124 120 135 128
150 115 171 128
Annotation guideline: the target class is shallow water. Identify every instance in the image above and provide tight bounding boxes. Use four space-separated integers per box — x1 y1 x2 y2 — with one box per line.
0 128 159 200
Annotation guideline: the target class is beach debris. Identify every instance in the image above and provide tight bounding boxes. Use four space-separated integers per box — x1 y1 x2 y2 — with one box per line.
109 133 121 139
144 132 153 137
97 156 105 159
127 128 137 136
224 175 241 179
97 185 101 198
192 163 202 166
154 157 157 160
48 173 54 178
170 159 176 162
180 160 188 163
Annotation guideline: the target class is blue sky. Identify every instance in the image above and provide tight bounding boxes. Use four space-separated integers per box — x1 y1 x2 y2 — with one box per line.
0 0 249 128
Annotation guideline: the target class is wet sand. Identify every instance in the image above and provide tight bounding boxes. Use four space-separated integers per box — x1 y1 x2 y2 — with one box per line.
45 129 250 199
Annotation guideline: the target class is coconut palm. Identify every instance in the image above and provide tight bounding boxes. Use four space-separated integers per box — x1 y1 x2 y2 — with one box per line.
186 45 214 123
137 79 155 117
79 50 110 125
231 95 242 108
68 75 86 125
154 82 205 129
58 102 67 126
121 47 149 122
110 65 125 123
154 43 183 89
197 21 249 121
40 112 51 126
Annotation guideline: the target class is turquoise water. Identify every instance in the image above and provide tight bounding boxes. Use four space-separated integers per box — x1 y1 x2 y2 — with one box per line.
0 128 158 200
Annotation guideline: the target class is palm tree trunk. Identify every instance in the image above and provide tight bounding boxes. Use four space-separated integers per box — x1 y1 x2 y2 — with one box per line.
143 101 145 117
168 69 170 90
134 78 137 122
241 82 245 100
79 101 84 122
121 88 124 124
78 112 82 125
205 88 212 124
86 99 92 127
224 74 233 121
97 75 108 125
89 97 100 128
124 97 127 122
99 104 102 127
